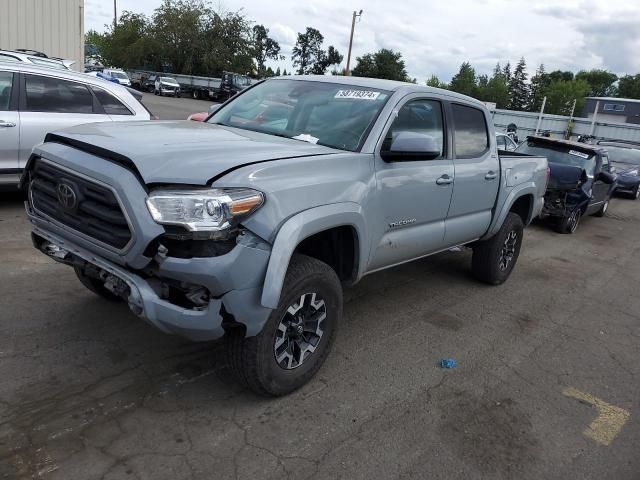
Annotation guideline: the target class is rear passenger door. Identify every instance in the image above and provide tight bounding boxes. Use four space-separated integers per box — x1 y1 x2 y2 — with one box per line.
444 103 500 245
0 71 20 178
18 74 111 166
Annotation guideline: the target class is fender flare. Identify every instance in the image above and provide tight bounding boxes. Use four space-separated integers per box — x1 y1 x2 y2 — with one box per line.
261 202 368 309
484 183 539 239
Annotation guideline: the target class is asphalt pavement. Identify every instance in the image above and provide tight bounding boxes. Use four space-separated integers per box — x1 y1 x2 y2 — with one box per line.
0 95 638 479
140 91 217 121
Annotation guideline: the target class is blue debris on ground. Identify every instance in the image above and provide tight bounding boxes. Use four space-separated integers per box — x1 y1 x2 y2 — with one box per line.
438 358 457 369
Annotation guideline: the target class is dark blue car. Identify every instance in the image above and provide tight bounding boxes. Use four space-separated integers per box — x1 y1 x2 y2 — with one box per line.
597 141 640 200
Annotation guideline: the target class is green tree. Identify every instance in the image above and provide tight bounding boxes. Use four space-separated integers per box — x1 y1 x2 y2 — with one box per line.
502 62 511 84
618 74 640 99
449 62 477 98
275 66 281 76
352 49 409 81
478 66 510 108
152 0 209 74
292 27 342 75
252 24 281 77
548 70 574 83
575 69 618 97
508 57 529 110
88 12 155 69
426 74 447 89
544 79 591 115
282 68 288 75
529 64 551 112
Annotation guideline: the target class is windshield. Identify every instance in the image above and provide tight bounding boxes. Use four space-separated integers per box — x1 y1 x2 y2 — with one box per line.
161 77 178 84
111 72 128 79
208 79 391 151
516 141 596 173
601 145 640 166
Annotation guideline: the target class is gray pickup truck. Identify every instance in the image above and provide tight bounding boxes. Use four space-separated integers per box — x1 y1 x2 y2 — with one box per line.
23 76 547 395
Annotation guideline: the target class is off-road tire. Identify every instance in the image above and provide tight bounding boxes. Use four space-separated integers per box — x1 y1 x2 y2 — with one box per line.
556 208 582 234
226 254 342 396
74 266 122 302
472 212 524 285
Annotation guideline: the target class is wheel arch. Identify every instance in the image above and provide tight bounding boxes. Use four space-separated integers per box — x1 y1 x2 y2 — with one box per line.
260 203 368 309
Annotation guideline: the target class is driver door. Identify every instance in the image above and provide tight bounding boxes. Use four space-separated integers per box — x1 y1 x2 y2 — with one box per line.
367 96 454 271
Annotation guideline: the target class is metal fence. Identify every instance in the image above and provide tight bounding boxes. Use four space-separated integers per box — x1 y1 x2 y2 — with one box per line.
491 108 640 143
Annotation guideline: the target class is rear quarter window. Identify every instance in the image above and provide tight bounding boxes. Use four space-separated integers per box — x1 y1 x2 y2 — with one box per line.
452 103 489 158
91 86 132 115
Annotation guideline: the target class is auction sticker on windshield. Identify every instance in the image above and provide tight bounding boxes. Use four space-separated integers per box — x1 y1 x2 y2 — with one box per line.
569 150 590 159
335 90 381 100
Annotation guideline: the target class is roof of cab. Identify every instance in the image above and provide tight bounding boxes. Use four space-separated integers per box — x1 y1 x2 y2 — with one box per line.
270 75 486 107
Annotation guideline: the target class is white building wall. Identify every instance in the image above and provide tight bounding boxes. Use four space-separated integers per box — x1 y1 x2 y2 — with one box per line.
0 0 84 71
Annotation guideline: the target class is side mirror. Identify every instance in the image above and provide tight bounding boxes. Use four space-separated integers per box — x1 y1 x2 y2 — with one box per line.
381 131 441 161
598 171 615 184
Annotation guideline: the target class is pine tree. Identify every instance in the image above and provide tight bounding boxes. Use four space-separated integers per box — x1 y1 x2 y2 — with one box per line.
502 62 511 83
529 64 550 112
449 62 478 98
508 57 529 111
282 68 288 75
275 67 281 76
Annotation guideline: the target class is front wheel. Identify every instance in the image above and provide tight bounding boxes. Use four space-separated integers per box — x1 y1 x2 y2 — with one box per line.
227 254 342 396
472 212 524 285
631 185 640 200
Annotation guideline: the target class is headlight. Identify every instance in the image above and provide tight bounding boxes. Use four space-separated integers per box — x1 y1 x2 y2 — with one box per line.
628 170 638 176
146 188 264 231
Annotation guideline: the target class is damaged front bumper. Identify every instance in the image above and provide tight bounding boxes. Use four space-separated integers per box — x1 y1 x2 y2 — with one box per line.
28 218 273 342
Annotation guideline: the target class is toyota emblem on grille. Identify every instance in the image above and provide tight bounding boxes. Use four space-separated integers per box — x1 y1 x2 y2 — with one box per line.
56 183 77 209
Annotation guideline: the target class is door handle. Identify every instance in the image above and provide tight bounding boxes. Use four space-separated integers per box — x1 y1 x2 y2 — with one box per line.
0 121 16 128
436 174 452 185
485 171 498 180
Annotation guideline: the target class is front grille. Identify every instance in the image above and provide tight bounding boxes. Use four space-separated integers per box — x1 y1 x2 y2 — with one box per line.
29 159 133 250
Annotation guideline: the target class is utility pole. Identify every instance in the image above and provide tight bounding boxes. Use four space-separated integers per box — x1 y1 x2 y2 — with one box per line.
113 0 117 29
345 10 363 76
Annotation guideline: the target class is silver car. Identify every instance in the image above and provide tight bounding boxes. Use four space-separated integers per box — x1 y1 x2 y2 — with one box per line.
0 62 151 186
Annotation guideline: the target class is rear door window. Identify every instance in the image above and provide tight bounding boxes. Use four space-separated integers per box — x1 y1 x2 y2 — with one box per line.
24 75 94 113
91 86 132 115
452 104 489 158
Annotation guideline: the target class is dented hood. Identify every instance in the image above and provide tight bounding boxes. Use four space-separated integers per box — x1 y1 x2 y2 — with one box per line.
42 120 339 185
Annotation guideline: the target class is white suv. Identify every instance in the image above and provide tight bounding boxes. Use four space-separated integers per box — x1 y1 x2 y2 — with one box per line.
0 63 152 187
0 49 71 70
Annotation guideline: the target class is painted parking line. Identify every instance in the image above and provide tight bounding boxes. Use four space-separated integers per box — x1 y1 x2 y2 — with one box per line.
562 387 631 446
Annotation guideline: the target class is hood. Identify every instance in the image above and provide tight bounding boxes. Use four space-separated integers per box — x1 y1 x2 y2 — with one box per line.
43 121 339 185
547 162 587 191
612 161 640 176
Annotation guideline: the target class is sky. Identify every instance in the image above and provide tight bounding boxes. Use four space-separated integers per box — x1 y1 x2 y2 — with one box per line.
85 0 640 81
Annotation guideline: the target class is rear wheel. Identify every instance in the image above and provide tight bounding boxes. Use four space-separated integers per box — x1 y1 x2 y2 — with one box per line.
192 89 200 100
556 208 582 234
74 266 121 302
226 254 342 396
472 212 524 285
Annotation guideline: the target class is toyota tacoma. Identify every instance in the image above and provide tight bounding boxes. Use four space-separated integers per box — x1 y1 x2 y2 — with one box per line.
23 76 548 395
